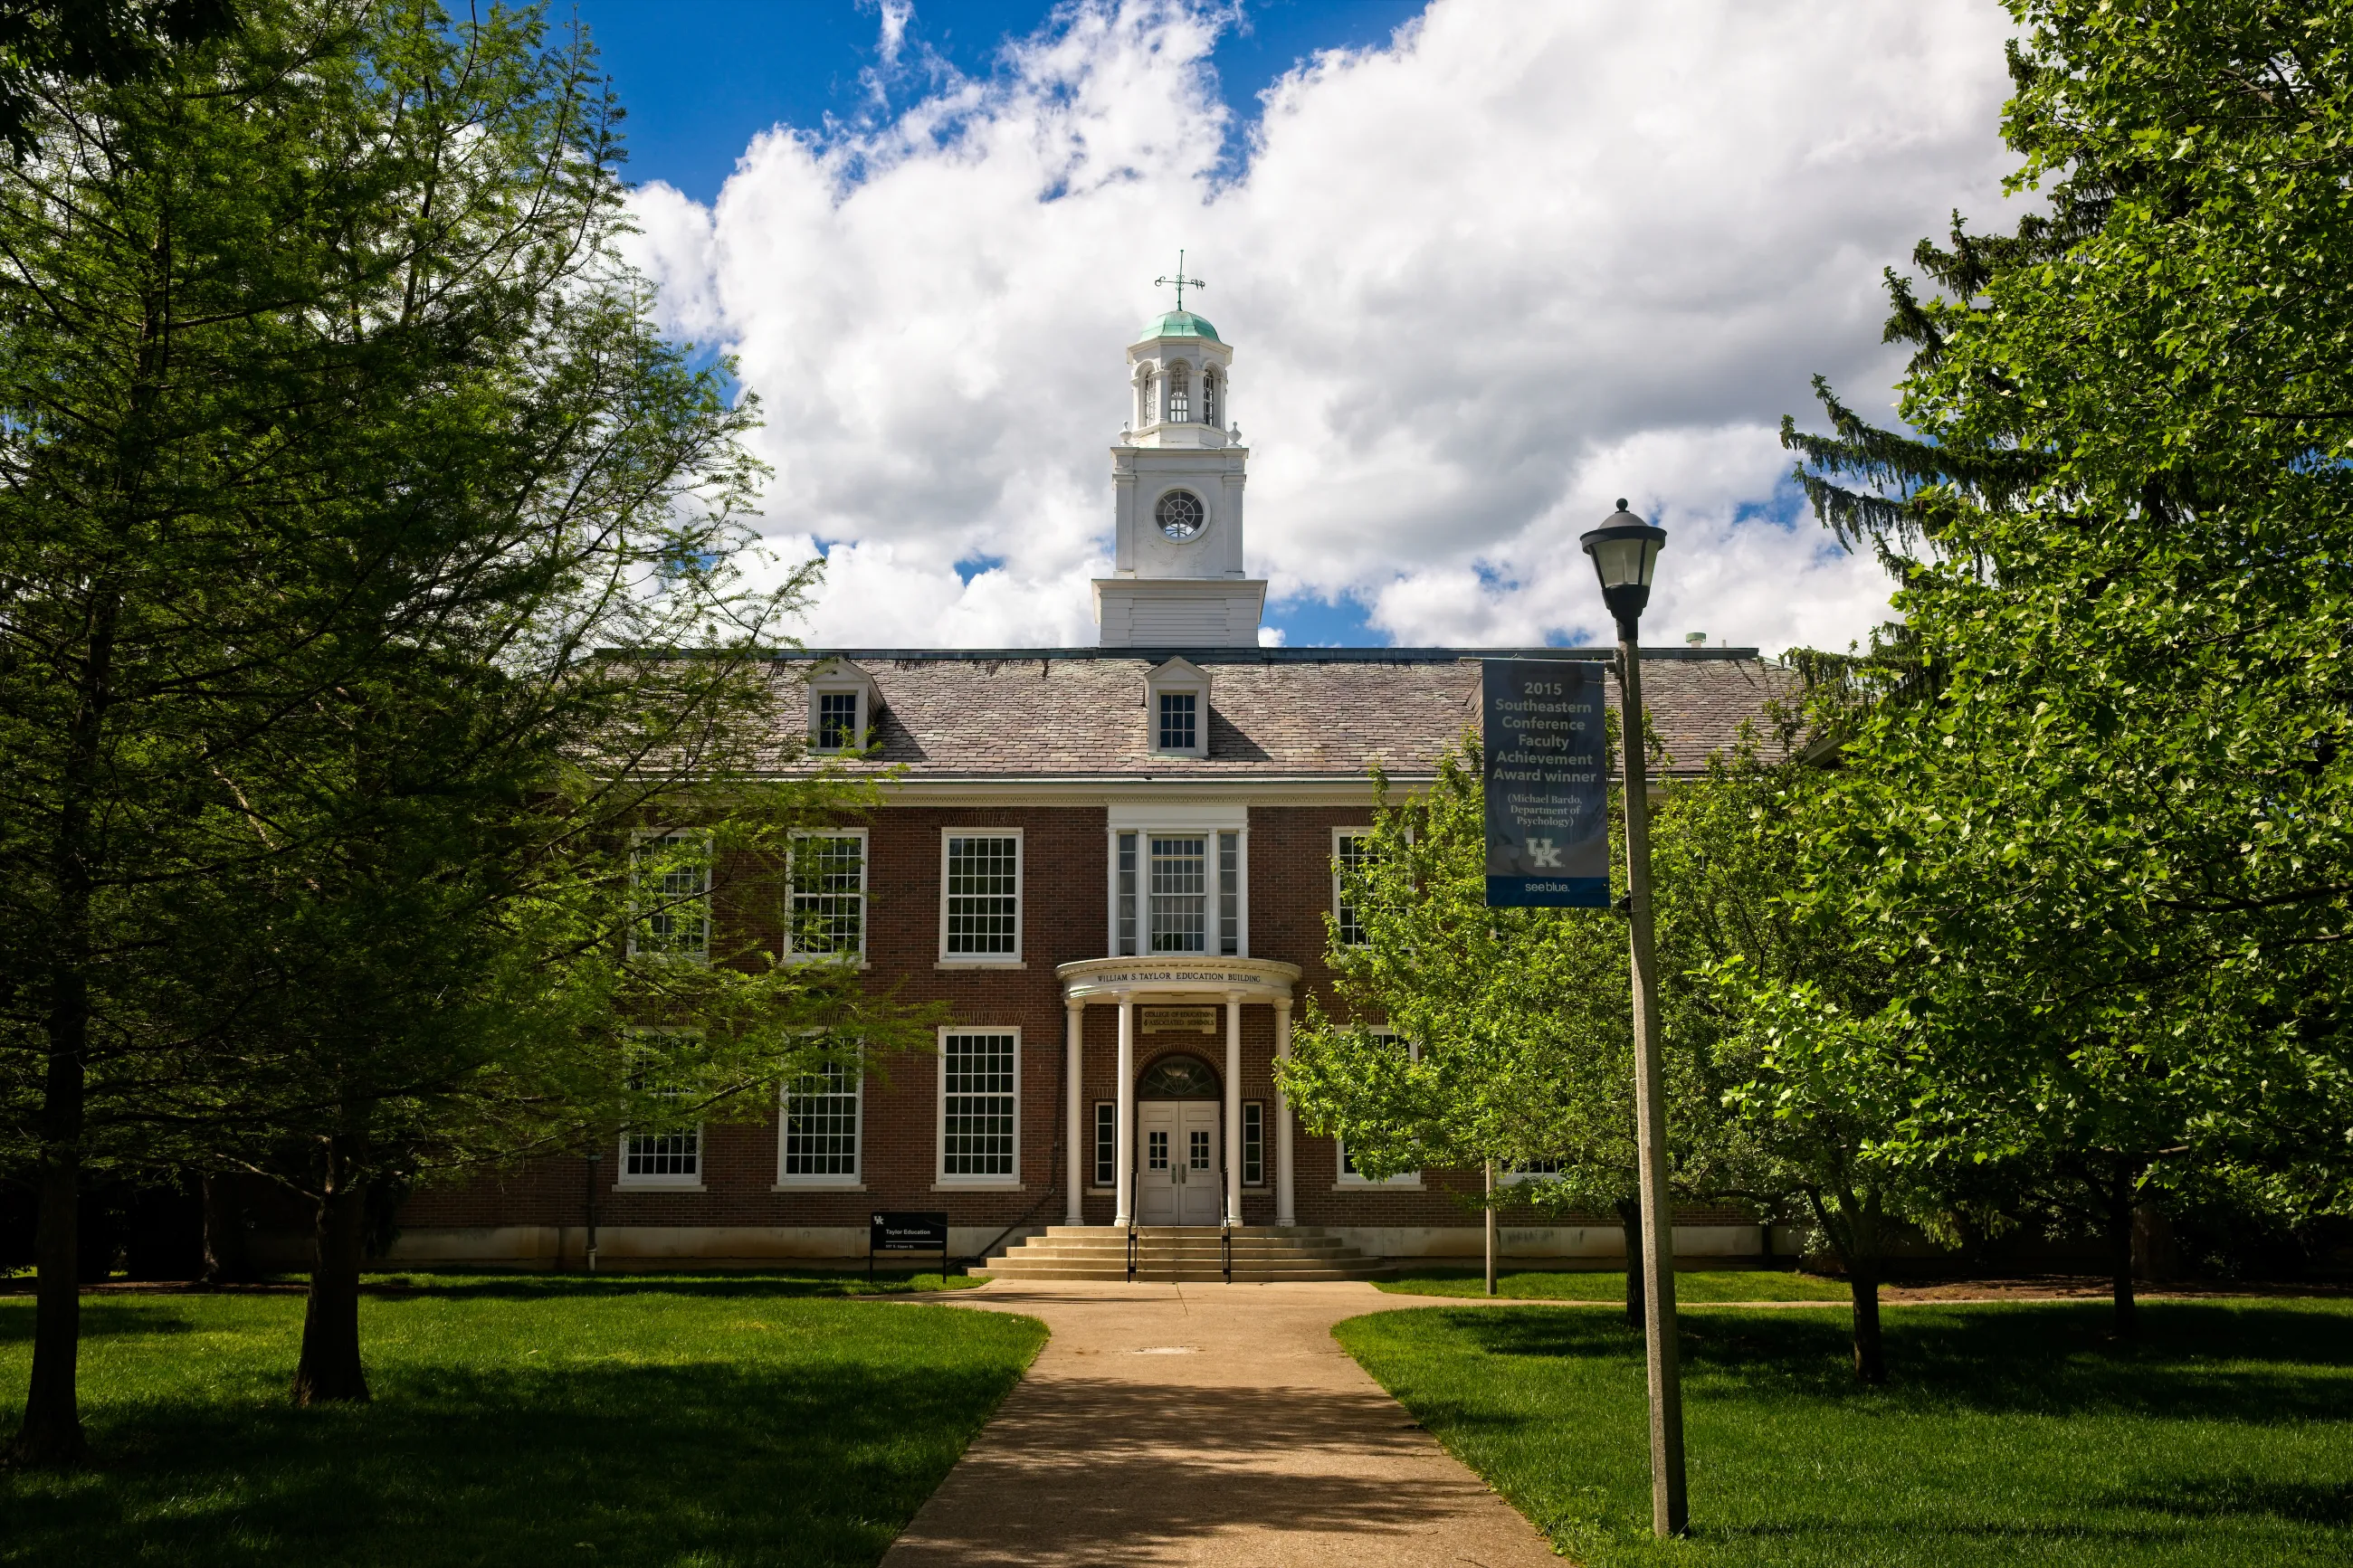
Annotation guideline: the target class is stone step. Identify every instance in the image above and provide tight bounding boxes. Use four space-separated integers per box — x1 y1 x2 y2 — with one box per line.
996 1239 1352 1258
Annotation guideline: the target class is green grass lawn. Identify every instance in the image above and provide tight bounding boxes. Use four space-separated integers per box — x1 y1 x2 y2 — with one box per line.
0 1274 1043 1567
1337 1297 2353 1567
1377 1267 1852 1302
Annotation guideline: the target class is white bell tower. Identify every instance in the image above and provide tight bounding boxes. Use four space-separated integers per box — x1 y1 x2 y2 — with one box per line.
1093 257 1266 647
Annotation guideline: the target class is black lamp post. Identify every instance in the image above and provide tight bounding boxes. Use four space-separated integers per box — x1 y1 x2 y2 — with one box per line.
1580 499 1687 1538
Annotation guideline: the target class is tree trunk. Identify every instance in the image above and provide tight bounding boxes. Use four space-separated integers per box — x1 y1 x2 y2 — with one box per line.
201 1174 256 1287
292 1168 371 1405
1616 1198 1644 1329
2107 1159 2138 1339
12 593 115 1467
1848 1262 1885 1384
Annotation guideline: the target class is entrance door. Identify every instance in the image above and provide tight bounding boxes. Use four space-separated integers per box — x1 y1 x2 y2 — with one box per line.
1135 1100 1221 1224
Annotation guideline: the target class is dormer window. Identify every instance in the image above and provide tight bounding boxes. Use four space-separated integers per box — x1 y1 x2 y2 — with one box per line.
806 659 878 754
1158 692 1196 751
1144 656 1211 758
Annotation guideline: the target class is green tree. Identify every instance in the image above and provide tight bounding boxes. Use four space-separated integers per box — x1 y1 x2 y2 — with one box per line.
0 0 926 1455
1281 735 1739 1328
1774 0 2353 1333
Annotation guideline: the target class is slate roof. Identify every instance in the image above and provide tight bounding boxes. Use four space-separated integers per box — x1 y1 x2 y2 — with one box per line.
766 648 1798 781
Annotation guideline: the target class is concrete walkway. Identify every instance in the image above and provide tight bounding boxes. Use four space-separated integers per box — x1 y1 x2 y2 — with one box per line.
881 1278 1559 1567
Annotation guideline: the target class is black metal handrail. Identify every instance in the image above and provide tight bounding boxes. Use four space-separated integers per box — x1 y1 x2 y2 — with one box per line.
1221 1221 1232 1284
1126 1223 1138 1284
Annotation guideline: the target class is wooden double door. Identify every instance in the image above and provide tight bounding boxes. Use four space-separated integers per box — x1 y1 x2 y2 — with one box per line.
1135 1100 1221 1225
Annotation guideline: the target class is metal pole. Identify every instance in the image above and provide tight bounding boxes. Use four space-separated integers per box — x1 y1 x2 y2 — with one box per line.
1485 1162 1499 1296
1616 626 1687 1537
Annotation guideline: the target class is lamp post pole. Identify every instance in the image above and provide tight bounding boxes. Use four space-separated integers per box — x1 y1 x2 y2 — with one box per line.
1583 500 1687 1538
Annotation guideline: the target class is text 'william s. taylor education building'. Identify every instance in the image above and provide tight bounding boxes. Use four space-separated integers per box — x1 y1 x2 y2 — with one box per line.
396 299 1796 1274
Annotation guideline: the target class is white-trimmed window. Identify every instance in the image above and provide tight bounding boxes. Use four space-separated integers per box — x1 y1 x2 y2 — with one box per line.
1333 828 1374 948
630 831 710 959
940 832 1021 962
1243 1100 1265 1186
806 659 877 753
619 1038 703 1189
779 1062 862 1184
1093 1100 1117 1187
1114 825 1243 957
1502 1159 1564 1184
1143 657 1211 759
1337 1028 1422 1188
1202 366 1222 427
787 831 867 960
939 1029 1020 1184
1166 360 1192 423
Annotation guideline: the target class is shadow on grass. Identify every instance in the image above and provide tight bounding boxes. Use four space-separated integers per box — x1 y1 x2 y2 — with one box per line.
0 1302 200 1345
1434 1299 2353 1424
1 1330 1032 1566
2098 1475 2353 1528
360 1272 973 1302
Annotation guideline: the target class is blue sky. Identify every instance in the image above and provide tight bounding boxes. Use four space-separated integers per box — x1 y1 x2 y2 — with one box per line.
576 1 1427 204
601 1 2017 653
577 0 1421 645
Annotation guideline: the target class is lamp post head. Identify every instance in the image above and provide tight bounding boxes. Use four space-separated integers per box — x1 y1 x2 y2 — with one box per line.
1580 499 1667 636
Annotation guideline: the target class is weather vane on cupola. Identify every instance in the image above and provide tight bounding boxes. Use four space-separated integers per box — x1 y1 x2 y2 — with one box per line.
1154 250 1205 310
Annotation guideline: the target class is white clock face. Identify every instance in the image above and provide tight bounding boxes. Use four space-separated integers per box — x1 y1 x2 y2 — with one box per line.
1156 489 1205 541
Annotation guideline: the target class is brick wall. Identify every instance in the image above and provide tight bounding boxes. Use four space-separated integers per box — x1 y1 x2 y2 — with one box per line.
398 799 1750 1247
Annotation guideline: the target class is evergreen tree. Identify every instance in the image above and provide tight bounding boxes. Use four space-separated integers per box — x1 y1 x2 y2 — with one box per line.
1767 0 2353 1330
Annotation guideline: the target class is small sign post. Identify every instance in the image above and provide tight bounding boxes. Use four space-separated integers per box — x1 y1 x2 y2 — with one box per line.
1481 659 1610 908
869 1211 950 1284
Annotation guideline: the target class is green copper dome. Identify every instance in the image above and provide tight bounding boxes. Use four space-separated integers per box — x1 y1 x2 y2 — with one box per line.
1135 309 1220 343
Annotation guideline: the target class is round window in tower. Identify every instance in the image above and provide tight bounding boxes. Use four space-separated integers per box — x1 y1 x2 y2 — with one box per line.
1156 489 1205 541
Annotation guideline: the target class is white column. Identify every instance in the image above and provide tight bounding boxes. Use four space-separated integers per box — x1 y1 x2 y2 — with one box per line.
1274 997 1296 1227
1113 997 1136 1228
1224 993 1243 1227
1064 1000 1085 1225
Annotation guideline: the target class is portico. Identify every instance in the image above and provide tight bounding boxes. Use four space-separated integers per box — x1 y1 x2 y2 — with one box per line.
1056 956 1302 1230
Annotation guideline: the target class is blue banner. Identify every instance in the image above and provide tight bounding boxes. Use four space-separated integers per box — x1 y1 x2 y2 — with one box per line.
1482 659 1610 908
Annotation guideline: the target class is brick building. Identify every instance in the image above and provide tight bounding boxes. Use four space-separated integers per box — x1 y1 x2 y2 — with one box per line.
394 300 1796 1270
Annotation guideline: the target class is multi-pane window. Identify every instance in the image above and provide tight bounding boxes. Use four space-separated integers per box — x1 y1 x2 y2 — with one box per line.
622 1043 701 1184
815 691 859 750
789 832 866 959
1243 1101 1264 1186
1338 1029 1420 1185
943 834 1019 957
1217 830 1240 955
1157 691 1196 752
1508 1159 1564 1182
1094 1101 1117 1187
1334 831 1373 947
780 1063 860 1181
631 832 710 958
1149 836 1207 954
941 1030 1018 1180
1166 362 1191 423
1116 832 1138 955
1202 367 1221 427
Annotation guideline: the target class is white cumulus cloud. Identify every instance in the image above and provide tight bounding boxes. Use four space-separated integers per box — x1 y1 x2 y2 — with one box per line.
622 0 2021 654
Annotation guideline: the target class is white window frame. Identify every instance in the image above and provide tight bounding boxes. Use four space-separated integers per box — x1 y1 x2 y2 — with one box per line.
1142 657 1212 759
1337 1027 1422 1188
1105 805 1248 958
938 828 1023 965
1500 1160 1566 1186
776 1062 864 1189
627 829 711 961
806 658 877 754
617 1030 705 1191
937 1026 1022 1189
1092 1098 1117 1190
1333 826 1375 948
786 829 869 964
1243 1099 1266 1187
